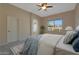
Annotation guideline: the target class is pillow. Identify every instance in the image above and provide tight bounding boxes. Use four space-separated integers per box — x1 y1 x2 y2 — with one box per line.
72 37 79 52
68 31 79 44
63 31 77 44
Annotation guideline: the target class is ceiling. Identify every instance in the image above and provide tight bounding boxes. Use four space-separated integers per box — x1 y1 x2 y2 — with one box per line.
10 3 76 17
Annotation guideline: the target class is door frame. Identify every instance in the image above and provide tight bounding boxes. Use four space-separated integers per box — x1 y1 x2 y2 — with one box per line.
7 16 18 43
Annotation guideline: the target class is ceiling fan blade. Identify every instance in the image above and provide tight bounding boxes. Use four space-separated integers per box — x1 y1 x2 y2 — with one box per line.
36 3 53 11
43 3 47 5
42 3 47 6
47 6 53 8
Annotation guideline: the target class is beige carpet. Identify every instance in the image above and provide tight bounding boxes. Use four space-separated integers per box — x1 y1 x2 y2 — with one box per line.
0 40 25 55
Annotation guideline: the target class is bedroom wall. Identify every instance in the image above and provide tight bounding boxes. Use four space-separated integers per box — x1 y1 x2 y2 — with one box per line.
41 10 75 34
0 4 41 45
75 4 79 27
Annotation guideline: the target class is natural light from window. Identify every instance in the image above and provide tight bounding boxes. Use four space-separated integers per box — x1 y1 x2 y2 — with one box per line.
48 18 63 32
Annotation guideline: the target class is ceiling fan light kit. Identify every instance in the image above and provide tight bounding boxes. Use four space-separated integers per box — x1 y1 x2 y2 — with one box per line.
37 3 53 11
41 6 46 10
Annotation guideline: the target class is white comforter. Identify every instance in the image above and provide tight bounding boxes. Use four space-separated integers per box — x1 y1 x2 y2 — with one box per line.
10 34 79 55
37 34 63 55
10 34 63 55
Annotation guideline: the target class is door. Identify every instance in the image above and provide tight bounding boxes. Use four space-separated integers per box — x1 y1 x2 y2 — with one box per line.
7 16 18 43
32 19 38 35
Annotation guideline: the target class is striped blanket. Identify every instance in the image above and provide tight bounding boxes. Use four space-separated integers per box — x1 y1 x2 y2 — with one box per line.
21 35 41 55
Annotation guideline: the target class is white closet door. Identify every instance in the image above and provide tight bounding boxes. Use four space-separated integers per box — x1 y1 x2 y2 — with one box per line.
7 16 18 43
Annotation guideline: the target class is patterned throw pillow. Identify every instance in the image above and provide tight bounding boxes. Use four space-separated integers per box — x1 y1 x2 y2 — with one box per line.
63 31 77 44
68 31 79 44
72 37 79 52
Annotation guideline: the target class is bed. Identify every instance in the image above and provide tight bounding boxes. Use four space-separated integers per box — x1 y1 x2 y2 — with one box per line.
10 25 79 55
55 36 79 55
37 34 63 55
10 34 63 55
10 33 79 55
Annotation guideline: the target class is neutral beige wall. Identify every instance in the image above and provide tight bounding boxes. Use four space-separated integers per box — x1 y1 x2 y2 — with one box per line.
0 4 8 44
0 4 41 45
75 4 79 27
41 10 75 33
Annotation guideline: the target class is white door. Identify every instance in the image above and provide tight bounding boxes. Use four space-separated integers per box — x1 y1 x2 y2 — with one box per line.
32 19 38 35
7 16 18 43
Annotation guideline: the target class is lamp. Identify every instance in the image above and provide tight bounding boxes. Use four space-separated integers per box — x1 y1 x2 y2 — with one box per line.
65 26 73 31
75 25 79 31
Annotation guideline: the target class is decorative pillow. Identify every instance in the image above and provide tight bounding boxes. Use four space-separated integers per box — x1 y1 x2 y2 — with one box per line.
72 37 79 52
68 31 79 44
63 31 77 44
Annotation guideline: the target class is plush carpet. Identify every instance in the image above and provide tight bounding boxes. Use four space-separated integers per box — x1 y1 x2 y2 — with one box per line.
0 40 25 55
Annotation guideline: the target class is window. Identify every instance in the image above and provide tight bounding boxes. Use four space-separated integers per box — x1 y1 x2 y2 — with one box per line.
48 18 63 32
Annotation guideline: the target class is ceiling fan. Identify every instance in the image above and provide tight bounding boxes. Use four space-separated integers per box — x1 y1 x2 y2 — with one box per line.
36 3 53 11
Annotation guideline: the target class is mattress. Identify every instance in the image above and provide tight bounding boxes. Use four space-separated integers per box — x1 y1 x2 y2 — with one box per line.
56 36 79 55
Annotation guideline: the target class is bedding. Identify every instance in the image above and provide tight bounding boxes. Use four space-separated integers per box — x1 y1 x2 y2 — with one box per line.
10 34 63 55
10 33 79 55
10 43 24 55
63 31 77 44
72 37 79 52
21 35 41 55
10 35 41 55
56 36 79 55
68 31 79 44
37 34 63 55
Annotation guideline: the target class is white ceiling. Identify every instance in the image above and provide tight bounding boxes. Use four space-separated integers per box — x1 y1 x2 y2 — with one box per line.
10 3 76 17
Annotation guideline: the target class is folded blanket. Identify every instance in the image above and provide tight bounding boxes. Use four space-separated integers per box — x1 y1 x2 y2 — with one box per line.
21 35 41 55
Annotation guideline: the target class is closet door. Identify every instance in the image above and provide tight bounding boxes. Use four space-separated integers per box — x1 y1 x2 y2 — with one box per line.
7 16 18 43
